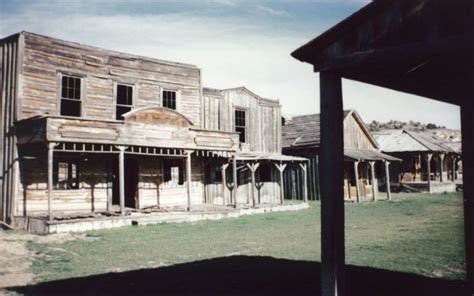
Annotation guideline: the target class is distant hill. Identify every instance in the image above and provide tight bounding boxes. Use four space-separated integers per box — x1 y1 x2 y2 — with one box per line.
367 120 461 142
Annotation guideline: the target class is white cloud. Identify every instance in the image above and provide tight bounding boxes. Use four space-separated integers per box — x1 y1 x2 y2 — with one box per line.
257 5 289 16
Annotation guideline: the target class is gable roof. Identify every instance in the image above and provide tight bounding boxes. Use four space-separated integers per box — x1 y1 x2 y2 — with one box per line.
203 86 280 106
282 110 376 148
373 130 455 153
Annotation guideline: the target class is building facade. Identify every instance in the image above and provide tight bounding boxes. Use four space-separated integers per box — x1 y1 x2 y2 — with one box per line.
0 32 304 227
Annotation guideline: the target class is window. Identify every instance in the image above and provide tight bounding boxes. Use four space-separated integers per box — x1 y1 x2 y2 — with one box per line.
258 163 272 182
116 84 133 120
205 163 222 183
53 158 80 189
235 109 247 143
60 75 82 117
163 159 184 185
162 90 177 110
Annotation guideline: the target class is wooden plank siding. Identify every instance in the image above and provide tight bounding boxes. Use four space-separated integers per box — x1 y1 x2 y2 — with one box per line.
0 33 22 223
20 32 202 126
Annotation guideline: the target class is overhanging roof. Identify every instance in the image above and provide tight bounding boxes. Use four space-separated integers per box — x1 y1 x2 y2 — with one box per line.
344 149 401 162
235 152 307 162
291 0 473 106
373 130 456 153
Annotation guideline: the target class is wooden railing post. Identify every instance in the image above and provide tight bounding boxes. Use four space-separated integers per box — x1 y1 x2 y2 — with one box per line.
221 163 229 206
233 155 238 208
426 153 432 193
47 142 56 221
299 162 308 203
116 145 127 214
186 150 193 211
384 161 391 200
353 161 360 203
246 162 260 207
274 162 287 204
369 161 377 201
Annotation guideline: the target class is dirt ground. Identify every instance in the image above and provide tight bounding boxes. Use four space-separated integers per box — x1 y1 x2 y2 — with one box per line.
0 230 77 292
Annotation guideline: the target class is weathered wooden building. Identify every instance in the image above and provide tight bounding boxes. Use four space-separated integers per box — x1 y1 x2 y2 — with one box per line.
374 130 460 193
0 31 306 228
283 110 400 202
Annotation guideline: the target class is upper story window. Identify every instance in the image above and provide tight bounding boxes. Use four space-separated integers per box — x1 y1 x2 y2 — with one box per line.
235 109 247 143
116 84 133 120
60 75 82 117
162 90 177 110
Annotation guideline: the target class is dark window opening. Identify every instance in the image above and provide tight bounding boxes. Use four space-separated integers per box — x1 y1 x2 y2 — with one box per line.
205 163 223 183
162 90 177 110
235 110 246 143
258 163 272 182
163 159 184 185
116 84 133 120
60 75 81 117
53 158 80 190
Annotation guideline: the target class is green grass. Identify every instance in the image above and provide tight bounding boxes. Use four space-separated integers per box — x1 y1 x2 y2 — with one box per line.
28 192 465 282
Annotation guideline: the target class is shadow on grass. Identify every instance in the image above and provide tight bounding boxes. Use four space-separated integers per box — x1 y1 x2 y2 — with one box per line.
8 256 468 295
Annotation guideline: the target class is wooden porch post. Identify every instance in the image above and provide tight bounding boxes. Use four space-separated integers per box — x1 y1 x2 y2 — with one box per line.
426 153 432 193
221 163 229 206
186 151 193 211
274 163 287 204
353 161 360 203
452 156 457 181
47 142 56 221
369 161 377 201
461 101 474 291
315 155 321 200
246 163 259 207
233 155 238 208
384 161 391 200
299 162 308 203
320 71 345 296
439 153 445 182
117 145 127 214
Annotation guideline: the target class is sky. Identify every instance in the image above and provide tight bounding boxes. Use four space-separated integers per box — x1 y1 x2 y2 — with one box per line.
0 0 461 129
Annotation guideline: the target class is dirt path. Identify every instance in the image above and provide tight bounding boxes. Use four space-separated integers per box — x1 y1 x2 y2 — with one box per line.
0 230 77 291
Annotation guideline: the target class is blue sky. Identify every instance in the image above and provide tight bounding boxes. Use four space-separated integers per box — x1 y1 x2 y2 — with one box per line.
0 0 461 129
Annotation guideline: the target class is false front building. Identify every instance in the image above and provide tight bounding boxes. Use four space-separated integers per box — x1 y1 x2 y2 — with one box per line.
0 32 306 229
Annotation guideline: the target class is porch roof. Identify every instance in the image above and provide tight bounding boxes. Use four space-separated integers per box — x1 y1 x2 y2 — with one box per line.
235 152 307 162
344 149 401 162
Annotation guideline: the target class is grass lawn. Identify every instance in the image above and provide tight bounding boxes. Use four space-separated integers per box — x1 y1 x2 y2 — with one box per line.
28 192 465 283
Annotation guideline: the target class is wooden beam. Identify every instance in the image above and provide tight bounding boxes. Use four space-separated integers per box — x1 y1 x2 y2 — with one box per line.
116 145 127 214
186 150 193 211
369 161 377 202
315 155 321 200
299 163 308 203
353 161 360 203
221 163 229 206
319 71 345 296
426 153 433 193
274 163 287 204
246 163 259 207
233 155 238 208
452 156 457 181
47 142 56 221
461 101 474 291
384 161 391 201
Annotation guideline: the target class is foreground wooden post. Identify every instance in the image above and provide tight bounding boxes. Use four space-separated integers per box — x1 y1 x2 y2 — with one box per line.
246 163 259 207
461 101 474 291
426 153 432 193
47 142 56 221
117 145 127 214
452 156 457 181
221 163 229 206
384 161 391 200
299 162 308 203
369 161 377 201
186 151 193 211
315 155 321 200
274 162 287 204
233 155 238 208
353 161 360 203
320 71 345 296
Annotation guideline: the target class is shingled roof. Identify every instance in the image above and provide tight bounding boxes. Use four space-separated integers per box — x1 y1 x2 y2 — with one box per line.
282 111 351 148
373 130 456 153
